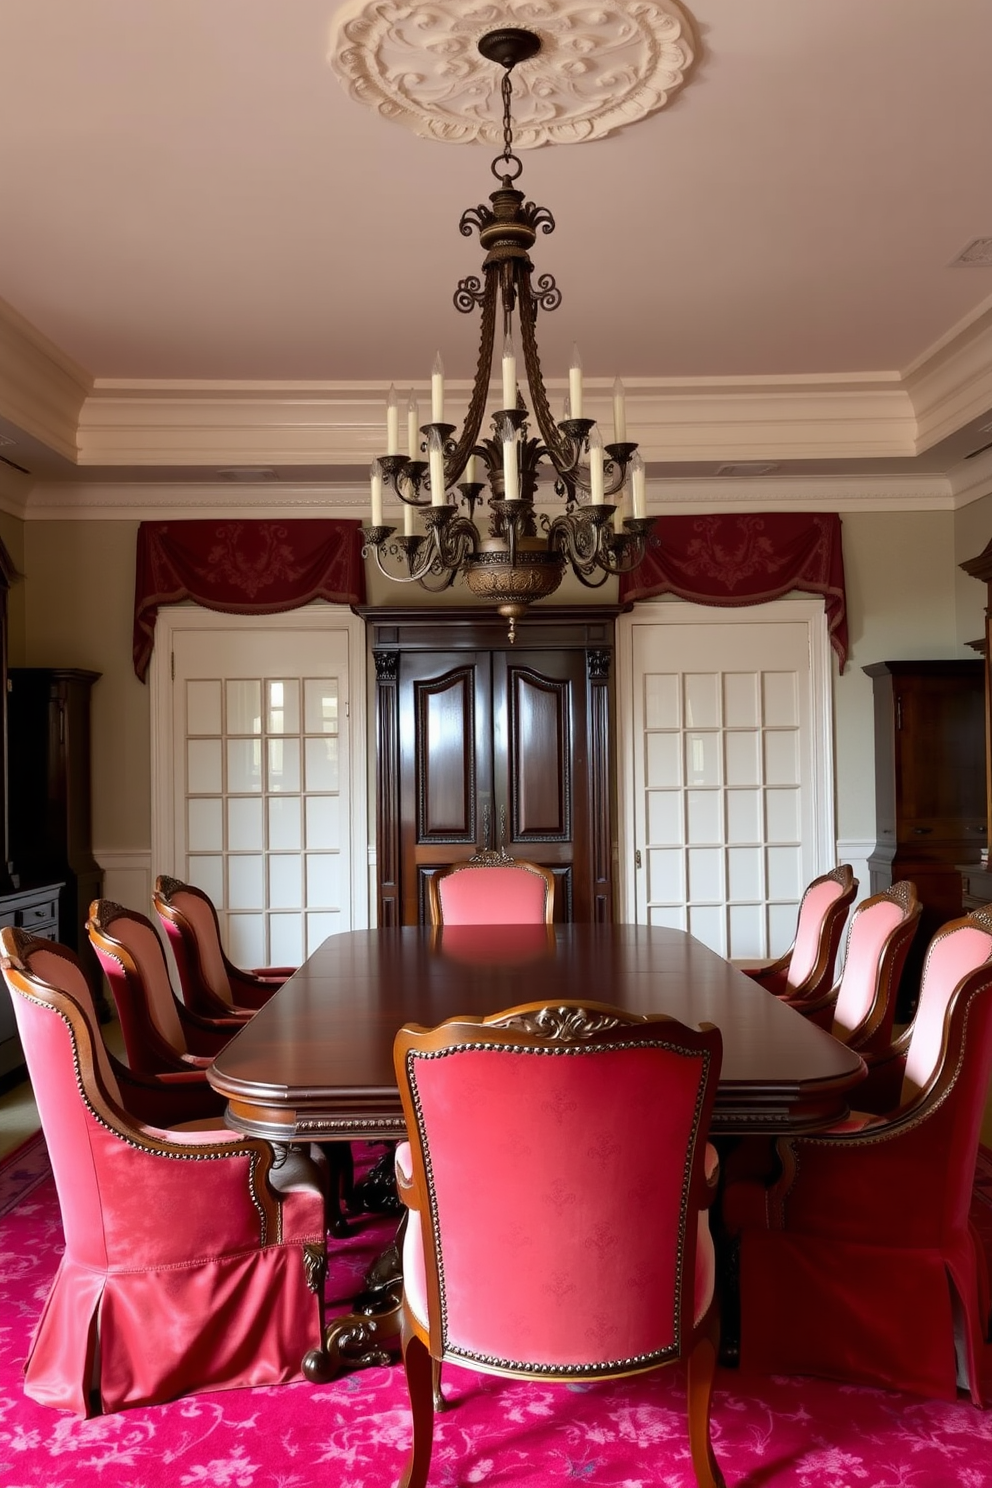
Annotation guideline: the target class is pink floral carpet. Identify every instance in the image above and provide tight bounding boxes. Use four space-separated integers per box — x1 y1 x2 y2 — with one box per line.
1 1137 991 1487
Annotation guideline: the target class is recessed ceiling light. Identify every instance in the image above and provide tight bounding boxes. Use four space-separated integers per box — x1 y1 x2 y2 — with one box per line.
715 462 779 476
951 238 992 267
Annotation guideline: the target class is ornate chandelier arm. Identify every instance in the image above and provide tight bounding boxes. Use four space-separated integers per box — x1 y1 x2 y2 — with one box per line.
447 264 500 484
516 272 573 477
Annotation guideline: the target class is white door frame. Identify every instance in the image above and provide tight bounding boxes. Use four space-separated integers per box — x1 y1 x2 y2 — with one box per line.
149 604 370 931
615 595 836 927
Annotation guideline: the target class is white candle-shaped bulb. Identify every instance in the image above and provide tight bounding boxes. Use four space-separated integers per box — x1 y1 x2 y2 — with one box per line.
428 426 446 507
431 352 444 423
502 332 517 411
407 391 419 461
370 462 384 528
465 452 478 485
562 391 571 422
403 497 415 537
502 421 519 502
612 376 627 445
386 385 399 456
569 343 583 421
631 451 646 519
588 425 605 505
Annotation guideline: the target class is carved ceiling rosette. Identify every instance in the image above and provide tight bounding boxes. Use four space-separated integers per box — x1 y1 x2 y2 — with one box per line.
329 0 696 147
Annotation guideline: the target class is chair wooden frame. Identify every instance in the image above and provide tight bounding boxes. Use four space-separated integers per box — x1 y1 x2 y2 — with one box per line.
393 999 726 1488
788 880 921 1052
88 899 244 1076
427 857 556 928
742 864 858 1005
153 874 292 1017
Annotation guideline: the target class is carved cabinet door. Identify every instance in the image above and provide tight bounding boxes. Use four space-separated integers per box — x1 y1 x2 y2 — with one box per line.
367 610 616 927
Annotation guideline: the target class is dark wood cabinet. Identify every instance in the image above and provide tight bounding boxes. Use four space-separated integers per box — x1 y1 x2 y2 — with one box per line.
7 668 104 1002
0 882 62 1079
363 608 618 927
865 659 986 1014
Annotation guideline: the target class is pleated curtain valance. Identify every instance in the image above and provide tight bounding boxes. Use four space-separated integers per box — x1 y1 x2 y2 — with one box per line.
132 519 367 680
618 512 849 670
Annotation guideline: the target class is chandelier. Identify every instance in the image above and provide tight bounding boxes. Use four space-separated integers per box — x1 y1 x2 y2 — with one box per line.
362 27 650 641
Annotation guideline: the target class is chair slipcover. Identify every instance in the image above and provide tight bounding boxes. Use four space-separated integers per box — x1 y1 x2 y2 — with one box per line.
153 874 293 1017
790 881 920 1051
393 1000 726 1488
2 927 326 1416
724 907 992 1404
741 865 857 1005
88 899 244 1075
428 858 556 927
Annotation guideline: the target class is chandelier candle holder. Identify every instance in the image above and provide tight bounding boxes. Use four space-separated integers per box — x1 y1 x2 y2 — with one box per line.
361 26 651 640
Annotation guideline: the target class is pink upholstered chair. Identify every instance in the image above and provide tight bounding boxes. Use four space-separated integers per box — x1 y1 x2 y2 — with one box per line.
1 925 327 1416
740 865 857 1005
786 881 921 1052
153 874 294 1017
427 857 556 927
724 906 992 1404
393 1000 726 1488
88 899 245 1076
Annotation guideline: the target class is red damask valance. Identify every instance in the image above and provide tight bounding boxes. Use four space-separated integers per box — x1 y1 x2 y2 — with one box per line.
133 519 366 680
618 512 848 669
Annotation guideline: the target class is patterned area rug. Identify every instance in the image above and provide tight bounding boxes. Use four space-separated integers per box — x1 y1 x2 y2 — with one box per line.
1 1142 991 1487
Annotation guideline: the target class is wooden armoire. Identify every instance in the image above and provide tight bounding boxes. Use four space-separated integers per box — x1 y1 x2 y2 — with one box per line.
364 607 619 926
865 658 986 1014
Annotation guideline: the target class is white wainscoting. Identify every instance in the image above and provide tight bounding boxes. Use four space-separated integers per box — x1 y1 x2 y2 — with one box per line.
94 850 154 918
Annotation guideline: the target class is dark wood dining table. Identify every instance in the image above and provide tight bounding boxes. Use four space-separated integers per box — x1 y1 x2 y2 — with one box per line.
208 922 865 1379
208 922 865 1140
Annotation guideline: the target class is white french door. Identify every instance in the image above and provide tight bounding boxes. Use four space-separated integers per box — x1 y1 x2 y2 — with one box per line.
151 607 368 965
617 599 835 960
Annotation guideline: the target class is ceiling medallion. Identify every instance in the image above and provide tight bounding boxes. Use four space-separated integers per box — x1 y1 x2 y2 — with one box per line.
328 0 696 147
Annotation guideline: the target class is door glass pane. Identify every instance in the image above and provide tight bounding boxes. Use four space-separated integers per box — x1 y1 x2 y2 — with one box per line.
305 737 340 791
188 855 224 907
228 797 264 851
269 796 303 850
228 739 262 793
306 796 341 850
305 679 339 734
267 679 300 735
188 739 222 794
268 737 301 793
188 798 223 852
269 855 303 909
226 680 262 735
187 680 221 735
229 855 264 909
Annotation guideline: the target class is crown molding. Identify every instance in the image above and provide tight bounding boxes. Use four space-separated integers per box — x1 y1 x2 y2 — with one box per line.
72 372 919 469
19 470 952 522
0 295 91 461
906 293 992 452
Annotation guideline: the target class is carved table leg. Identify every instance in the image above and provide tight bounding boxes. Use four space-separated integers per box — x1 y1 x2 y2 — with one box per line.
303 1230 405 1382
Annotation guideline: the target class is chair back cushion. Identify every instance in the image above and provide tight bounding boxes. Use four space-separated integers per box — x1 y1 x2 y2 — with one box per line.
397 1009 721 1373
95 912 188 1055
787 877 846 989
903 918 992 1100
436 864 550 926
171 890 233 1006
831 897 905 1037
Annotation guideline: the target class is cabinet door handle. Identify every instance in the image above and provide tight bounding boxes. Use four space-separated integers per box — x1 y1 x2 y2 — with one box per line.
913 826 932 834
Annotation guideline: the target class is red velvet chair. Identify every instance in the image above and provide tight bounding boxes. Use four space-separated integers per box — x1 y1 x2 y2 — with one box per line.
153 874 294 1017
740 864 857 1006
1 925 327 1416
785 880 921 1052
427 858 556 927
393 1000 726 1488
88 899 246 1075
724 906 992 1404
